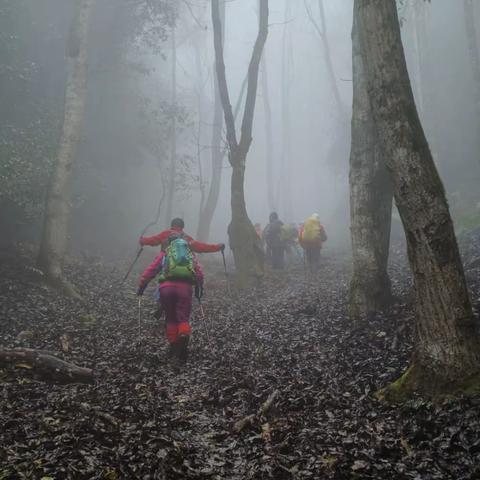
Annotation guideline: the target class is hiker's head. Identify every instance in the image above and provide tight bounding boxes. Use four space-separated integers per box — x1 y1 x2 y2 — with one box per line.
171 218 185 229
269 212 278 222
255 223 261 228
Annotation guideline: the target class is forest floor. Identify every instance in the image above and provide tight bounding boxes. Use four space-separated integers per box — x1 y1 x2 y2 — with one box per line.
1 234 480 480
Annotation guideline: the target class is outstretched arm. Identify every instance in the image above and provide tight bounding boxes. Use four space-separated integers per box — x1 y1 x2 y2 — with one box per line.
190 240 225 254
140 231 169 247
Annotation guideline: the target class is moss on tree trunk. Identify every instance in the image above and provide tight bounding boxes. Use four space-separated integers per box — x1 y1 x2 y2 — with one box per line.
356 0 480 398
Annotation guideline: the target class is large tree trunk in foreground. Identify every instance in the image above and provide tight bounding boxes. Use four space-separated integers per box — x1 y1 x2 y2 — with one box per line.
349 11 393 320
211 0 267 288
37 0 95 287
463 0 480 165
0 348 93 384
356 0 480 398
197 0 225 242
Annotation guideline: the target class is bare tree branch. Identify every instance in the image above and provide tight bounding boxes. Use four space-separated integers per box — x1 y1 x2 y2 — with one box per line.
239 0 269 153
212 0 238 151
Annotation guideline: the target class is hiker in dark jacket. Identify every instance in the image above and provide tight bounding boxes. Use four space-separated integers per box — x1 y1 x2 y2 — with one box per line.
263 212 286 270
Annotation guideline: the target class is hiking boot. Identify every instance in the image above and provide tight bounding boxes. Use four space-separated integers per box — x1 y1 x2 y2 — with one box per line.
176 334 189 365
167 342 177 360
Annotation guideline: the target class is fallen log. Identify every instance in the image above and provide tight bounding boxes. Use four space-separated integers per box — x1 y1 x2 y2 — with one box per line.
233 389 280 433
0 348 93 384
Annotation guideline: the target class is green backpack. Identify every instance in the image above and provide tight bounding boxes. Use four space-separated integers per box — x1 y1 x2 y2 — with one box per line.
158 236 196 283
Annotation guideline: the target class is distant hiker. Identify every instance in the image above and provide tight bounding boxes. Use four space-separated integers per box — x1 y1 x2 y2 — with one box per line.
137 234 204 364
254 223 263 240
281 223 301 264
263 212 286 270
140 218 225 253
254 222 265 250
299 214 327 273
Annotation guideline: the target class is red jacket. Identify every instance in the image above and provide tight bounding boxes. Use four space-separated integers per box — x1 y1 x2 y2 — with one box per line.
140 226 223 253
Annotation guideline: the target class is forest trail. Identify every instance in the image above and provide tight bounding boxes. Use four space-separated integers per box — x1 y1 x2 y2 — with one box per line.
1 243 480 479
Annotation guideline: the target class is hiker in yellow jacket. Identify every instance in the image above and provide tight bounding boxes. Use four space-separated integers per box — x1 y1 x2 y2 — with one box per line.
298 214 327 273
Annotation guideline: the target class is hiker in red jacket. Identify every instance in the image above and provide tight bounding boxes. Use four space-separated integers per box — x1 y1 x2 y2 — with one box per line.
137 236 204 365
140 218 225 253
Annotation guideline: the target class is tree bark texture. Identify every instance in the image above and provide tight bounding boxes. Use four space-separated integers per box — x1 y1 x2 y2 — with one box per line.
356 0 480 395
211 0 267 288
463 0 480 164
349 9 393 320
197 0 225 242
229 156 264 285
408 2 425 115
37 0 95 282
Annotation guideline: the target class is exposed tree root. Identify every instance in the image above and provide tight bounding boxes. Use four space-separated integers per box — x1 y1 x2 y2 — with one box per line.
42 274 83 301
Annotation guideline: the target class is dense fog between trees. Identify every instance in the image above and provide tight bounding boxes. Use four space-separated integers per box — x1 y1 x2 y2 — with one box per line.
2 0 479 260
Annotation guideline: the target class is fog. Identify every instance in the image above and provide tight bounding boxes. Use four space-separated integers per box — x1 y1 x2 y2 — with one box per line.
2 0 480 259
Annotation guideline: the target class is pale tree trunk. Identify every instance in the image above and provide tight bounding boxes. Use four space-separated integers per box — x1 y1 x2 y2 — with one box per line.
464 0 480 163
356 0 480 398
408 1 425 116
280 1 293 220
349 11 393 321
193 37 207 232
211 0 267 288
261 51 275 212
164 19 177 225
197 0 225 242
318 0 344 118
304 0 346 119
37 0 95 290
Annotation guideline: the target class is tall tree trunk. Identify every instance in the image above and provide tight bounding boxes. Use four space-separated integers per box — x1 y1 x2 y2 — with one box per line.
229 156 264 285
193 36 207 232
280 1 293 220
211 0 267 288
356 0 480 399
318 0 344 118
164 19 177 225
464 0 480 164
261 51 275 212
197 0 225 242
37 0 95 289
349 10 393 320
409 1 425 116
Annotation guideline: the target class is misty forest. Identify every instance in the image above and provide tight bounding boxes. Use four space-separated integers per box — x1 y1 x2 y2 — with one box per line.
2 0 480 478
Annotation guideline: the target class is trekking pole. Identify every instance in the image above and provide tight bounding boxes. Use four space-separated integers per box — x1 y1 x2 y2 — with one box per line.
221 250 231 293
303 250 308 283
197 298 212 346
137 296 142 338
121 247 144 285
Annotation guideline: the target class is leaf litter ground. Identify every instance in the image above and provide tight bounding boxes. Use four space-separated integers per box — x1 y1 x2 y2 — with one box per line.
1 239 480 480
